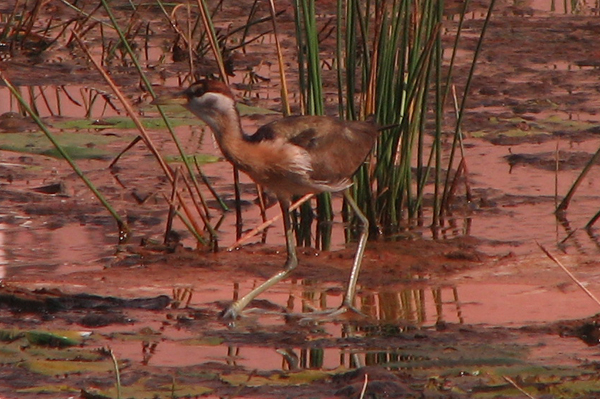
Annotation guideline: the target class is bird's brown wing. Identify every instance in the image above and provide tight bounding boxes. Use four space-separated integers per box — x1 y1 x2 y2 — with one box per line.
254 116 378 188
307 119 377 186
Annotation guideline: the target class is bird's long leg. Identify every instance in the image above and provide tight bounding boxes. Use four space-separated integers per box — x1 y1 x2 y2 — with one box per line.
340 189 369 308
221 197 298 319
299 189 369 320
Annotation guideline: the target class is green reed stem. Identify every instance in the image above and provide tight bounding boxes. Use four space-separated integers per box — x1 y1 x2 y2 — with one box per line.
287 0 490 238
440 0 496 217
557 144 600 213
293 0 333 247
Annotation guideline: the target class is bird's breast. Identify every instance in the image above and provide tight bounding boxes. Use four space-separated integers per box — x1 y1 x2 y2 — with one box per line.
224 138 316 195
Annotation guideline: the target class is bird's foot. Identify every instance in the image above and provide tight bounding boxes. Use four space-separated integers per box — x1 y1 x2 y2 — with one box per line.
219 306 240 320
220 299 367 323
219 299 288 321
322 304 366 318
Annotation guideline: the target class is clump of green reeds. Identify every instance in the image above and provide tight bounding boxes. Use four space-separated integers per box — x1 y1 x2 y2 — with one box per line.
291 0 496 237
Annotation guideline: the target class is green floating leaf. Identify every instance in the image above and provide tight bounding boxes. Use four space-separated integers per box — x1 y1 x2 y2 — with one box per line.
25 330 87 347
26 347 104 363
24 358 114 376
165 153 220 164
53 116 205 130
16 385 80 394
0 131 119 159
39 145 111 160
222 369 330 387
179 336 225 346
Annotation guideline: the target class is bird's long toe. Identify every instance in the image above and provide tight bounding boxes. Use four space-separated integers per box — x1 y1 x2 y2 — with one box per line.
219 305 242 320
331 304 367 318
296 304 368 324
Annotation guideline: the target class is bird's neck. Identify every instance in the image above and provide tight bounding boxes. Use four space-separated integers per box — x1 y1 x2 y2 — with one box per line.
201 107 248 165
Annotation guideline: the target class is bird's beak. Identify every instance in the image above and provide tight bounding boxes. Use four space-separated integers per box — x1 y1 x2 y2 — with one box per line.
151 91 187 106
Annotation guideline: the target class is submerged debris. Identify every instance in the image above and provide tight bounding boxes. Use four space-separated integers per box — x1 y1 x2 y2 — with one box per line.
0 285 170 313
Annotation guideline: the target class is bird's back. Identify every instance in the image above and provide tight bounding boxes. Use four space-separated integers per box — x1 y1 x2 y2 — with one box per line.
248 115 378 196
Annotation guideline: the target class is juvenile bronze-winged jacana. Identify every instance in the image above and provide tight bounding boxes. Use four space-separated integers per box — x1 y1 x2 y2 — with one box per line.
153 79 378 319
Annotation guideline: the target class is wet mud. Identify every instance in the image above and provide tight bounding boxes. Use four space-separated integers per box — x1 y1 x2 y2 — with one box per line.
2 0 600 398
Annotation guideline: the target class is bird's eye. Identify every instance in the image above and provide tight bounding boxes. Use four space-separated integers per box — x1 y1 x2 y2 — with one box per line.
193 87 206 97
184 84 205 99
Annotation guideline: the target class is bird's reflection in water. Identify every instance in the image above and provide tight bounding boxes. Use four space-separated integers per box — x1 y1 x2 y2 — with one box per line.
220 280 463 372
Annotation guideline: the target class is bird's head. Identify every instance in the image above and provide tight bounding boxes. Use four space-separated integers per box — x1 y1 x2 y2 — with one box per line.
152 79 236 124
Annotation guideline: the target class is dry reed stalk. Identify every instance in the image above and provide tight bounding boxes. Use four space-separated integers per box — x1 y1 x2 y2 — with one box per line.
73 31 210 244
227 194 314 251
537 241 600 308
503 376 536 399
